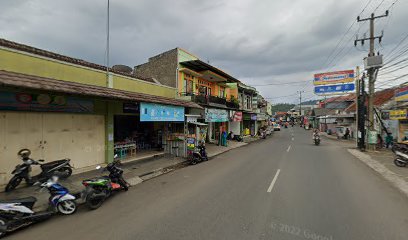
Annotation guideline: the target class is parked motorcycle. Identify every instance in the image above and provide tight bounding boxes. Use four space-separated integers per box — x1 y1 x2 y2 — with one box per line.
81 158 129 210
189 142 208 165
0 177 77 238
5 149 73 192
392 144 408 167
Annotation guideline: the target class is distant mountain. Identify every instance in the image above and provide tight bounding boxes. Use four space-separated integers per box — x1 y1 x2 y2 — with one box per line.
301 99 319 105
272 103 295 113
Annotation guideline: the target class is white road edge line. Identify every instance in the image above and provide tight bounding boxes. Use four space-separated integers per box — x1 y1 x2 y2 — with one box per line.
267 169 281 193
286 145 291 152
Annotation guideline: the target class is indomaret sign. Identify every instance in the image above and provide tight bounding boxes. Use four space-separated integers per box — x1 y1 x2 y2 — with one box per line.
313 70 354 86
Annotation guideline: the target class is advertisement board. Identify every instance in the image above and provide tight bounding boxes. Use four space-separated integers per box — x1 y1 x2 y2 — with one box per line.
232 111 242 121
395 85 408 102
314 83 355 95
140 102 184 122
314 70 354 86
0 91 93 113
205 108 228 122
390 109 407 120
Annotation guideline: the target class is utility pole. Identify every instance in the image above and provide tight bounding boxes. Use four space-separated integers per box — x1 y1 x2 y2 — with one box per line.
298 90 304 116
355 11 387 150
355 66 360 147
358 73 366 151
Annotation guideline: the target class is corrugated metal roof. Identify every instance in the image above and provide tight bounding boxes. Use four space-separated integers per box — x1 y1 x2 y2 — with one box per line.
345 88 395 112
0 70 202 109
0 38 157 84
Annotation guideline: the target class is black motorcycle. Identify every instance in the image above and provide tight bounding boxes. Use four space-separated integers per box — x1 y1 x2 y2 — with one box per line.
189 142 208 165
313 134 321 146
81 158 129 210
0 177 77 238
5 149 73 192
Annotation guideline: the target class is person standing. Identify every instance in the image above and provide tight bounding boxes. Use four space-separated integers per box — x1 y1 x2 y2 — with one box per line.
385 133 393 149
344 128 350 139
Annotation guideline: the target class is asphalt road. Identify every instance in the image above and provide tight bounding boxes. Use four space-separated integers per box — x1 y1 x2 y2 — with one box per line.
5 127 408 240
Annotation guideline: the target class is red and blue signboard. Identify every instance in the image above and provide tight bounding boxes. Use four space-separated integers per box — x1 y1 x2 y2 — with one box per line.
314 70 354 85
396 85 408 102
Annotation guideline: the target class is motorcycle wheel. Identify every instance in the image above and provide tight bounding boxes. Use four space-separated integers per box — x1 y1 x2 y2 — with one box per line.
86 189 105 210
394 158 407 167
0 217 7 237
190 156 197 165
57 200 77 215
118 178 129 191
56 167 72 179
5 176 22 192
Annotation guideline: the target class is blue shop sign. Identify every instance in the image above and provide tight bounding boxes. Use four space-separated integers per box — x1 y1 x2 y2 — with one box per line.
140 102 184 122
314 83 355 95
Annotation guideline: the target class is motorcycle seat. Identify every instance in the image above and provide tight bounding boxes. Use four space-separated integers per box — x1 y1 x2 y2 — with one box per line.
40 159 69 170
0 196 37 209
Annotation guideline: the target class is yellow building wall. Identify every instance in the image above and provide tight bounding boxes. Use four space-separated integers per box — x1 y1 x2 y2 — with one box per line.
0 48 176 98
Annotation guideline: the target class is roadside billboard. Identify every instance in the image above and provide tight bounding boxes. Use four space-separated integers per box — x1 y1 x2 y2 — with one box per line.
314 70 354 86
314 83 355 95
395 85 408 102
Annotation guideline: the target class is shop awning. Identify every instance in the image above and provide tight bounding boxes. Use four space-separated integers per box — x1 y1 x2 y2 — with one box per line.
0 70 203 109
188 122 208 126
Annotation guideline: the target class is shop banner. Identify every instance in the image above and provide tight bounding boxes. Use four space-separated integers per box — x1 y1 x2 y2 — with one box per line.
233 111 242 121
314 83 355 95
395 85 408 102
390 109 407 120
314 70 354 86
257 113 267 121
140 102 184 122
251 114 257 121
0 91 93 113
205 108 228 122
123 103 139 113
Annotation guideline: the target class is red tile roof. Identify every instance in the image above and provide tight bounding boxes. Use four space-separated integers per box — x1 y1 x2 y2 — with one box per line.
325 94 356 103
0 38 157 84
345 88 395 112
0 70 202 109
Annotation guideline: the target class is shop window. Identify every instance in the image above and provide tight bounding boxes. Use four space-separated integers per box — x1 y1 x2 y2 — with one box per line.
184 79 193 94
199 86 208 96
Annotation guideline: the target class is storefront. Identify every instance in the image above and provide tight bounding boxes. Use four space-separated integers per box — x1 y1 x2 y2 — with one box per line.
243 113 257 136
229 111 242 136
390 109 408 142
0 90 105 186
113 102 185 159
186 114 208 156
205 108 228 145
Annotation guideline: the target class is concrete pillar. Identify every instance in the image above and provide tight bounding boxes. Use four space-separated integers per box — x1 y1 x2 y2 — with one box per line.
105 101 115 163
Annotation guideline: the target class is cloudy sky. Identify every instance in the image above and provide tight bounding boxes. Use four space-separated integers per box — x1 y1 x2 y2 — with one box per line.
1 0 407 103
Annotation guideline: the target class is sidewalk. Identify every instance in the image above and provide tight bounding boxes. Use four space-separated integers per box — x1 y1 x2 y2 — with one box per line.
0 140 250 211
348 148 408 198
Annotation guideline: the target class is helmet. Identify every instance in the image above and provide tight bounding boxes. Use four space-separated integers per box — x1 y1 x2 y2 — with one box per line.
17 149 31 159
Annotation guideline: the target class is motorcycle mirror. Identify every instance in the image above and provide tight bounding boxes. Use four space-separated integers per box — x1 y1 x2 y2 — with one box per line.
96 165 102 170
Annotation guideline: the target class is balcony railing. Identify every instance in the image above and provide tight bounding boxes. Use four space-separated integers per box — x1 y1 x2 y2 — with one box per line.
209 95 227 105
226 100 240 109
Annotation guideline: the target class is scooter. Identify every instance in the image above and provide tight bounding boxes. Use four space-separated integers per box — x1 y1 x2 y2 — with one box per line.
5 149 73 192
313 134 320 146
189 142 208 165
0 177 77 238
81 158 129 210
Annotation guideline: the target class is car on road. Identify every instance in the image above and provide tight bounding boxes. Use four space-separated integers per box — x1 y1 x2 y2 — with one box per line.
273 123 281 131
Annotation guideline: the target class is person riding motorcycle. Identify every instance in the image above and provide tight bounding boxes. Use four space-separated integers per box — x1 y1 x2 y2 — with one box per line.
312 128 320 139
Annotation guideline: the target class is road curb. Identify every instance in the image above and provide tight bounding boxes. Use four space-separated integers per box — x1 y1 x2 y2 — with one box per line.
348 148 408 198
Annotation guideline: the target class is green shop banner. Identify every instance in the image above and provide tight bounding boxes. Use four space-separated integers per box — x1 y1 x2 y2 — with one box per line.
0 91 94 113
